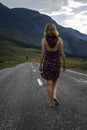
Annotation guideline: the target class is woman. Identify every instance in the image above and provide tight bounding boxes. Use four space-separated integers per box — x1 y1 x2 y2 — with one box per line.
39 23 66 108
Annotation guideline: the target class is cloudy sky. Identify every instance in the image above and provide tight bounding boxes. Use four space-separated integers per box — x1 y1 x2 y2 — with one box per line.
0 0 87 34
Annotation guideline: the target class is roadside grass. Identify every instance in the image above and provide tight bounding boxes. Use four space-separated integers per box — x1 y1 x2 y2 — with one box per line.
65 57 87 72
0 40 87 72
0 57 40 70
0 40 41 69
0 49 41 70
0 56 87 72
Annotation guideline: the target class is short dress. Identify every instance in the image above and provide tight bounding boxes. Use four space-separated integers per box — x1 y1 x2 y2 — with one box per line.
42 50 61 80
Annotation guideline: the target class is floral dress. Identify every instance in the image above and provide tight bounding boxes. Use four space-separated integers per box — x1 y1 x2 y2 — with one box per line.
42 50 61 80
42 35 61 80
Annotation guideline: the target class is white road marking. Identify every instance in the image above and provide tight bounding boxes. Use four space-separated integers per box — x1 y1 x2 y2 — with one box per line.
66 69 87 77
75 79 87 84
63 73 87 84
31 63 33 69
83 80 87 83
31 63 36 72
37 79 43 86
33 69 36 72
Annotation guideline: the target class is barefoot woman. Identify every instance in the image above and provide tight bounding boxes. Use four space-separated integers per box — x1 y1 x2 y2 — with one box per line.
39 23 66 108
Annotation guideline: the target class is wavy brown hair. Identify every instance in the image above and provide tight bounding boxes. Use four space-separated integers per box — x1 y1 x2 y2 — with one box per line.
44 23 59 37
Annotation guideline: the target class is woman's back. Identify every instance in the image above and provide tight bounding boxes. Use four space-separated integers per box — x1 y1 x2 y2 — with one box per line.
43 37 61 52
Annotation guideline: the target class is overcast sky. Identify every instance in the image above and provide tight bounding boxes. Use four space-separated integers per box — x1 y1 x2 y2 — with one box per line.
0 0 87 34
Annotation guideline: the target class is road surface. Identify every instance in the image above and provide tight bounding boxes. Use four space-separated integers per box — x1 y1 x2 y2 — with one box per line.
0 62 87 130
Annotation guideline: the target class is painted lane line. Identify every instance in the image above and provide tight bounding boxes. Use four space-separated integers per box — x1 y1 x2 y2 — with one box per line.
66 69 87 77
30 62 37 73
33 69 36 72
31 63 36 72
76 79 87 84
63 74 87 84
37 79 43 86
73 77 87 83
31 63 33 69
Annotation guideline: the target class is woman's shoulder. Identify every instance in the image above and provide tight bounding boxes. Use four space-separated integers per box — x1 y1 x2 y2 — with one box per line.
42 37 46 41
41 37 46 44
41 37 46 47
58 37 64 48
58 37 63 43
58 37 62 41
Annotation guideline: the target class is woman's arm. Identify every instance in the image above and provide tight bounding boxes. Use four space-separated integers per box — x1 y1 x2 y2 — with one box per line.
39 38 46 71
59 38 67 71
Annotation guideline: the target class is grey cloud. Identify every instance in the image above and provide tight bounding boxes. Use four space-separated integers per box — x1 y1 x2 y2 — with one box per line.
0 0 68 12
72 5 87 13
82 12 87 15
73 0 87 3
53 14 68 20
52 14 69 26
38 0 68 13
83 24 87 26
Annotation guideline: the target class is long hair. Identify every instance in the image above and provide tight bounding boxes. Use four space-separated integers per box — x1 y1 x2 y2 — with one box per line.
44 23 59 37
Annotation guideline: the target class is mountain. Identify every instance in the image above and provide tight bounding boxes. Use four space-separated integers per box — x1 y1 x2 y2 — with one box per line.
0 3 8 9
0 3 87 58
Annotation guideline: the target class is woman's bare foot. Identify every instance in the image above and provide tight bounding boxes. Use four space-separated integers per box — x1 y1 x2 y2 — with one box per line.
49 101 55 108
49 104 55 108
53 98 59 106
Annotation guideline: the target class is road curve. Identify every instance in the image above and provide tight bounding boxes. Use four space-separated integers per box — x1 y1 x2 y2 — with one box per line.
0 62 87 130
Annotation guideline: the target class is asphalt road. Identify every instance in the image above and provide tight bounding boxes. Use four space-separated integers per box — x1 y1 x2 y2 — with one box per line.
0 62 87 130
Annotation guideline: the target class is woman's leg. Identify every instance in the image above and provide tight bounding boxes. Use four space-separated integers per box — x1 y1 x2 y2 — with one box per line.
53 80 59 105
53 80 58 99
47 80 55 106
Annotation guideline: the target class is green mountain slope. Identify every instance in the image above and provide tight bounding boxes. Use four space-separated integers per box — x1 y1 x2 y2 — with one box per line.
0 39 40 61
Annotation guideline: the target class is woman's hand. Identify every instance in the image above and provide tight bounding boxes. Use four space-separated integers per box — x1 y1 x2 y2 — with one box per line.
63 63 67 71
39 38 46 72
39 64 43 71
